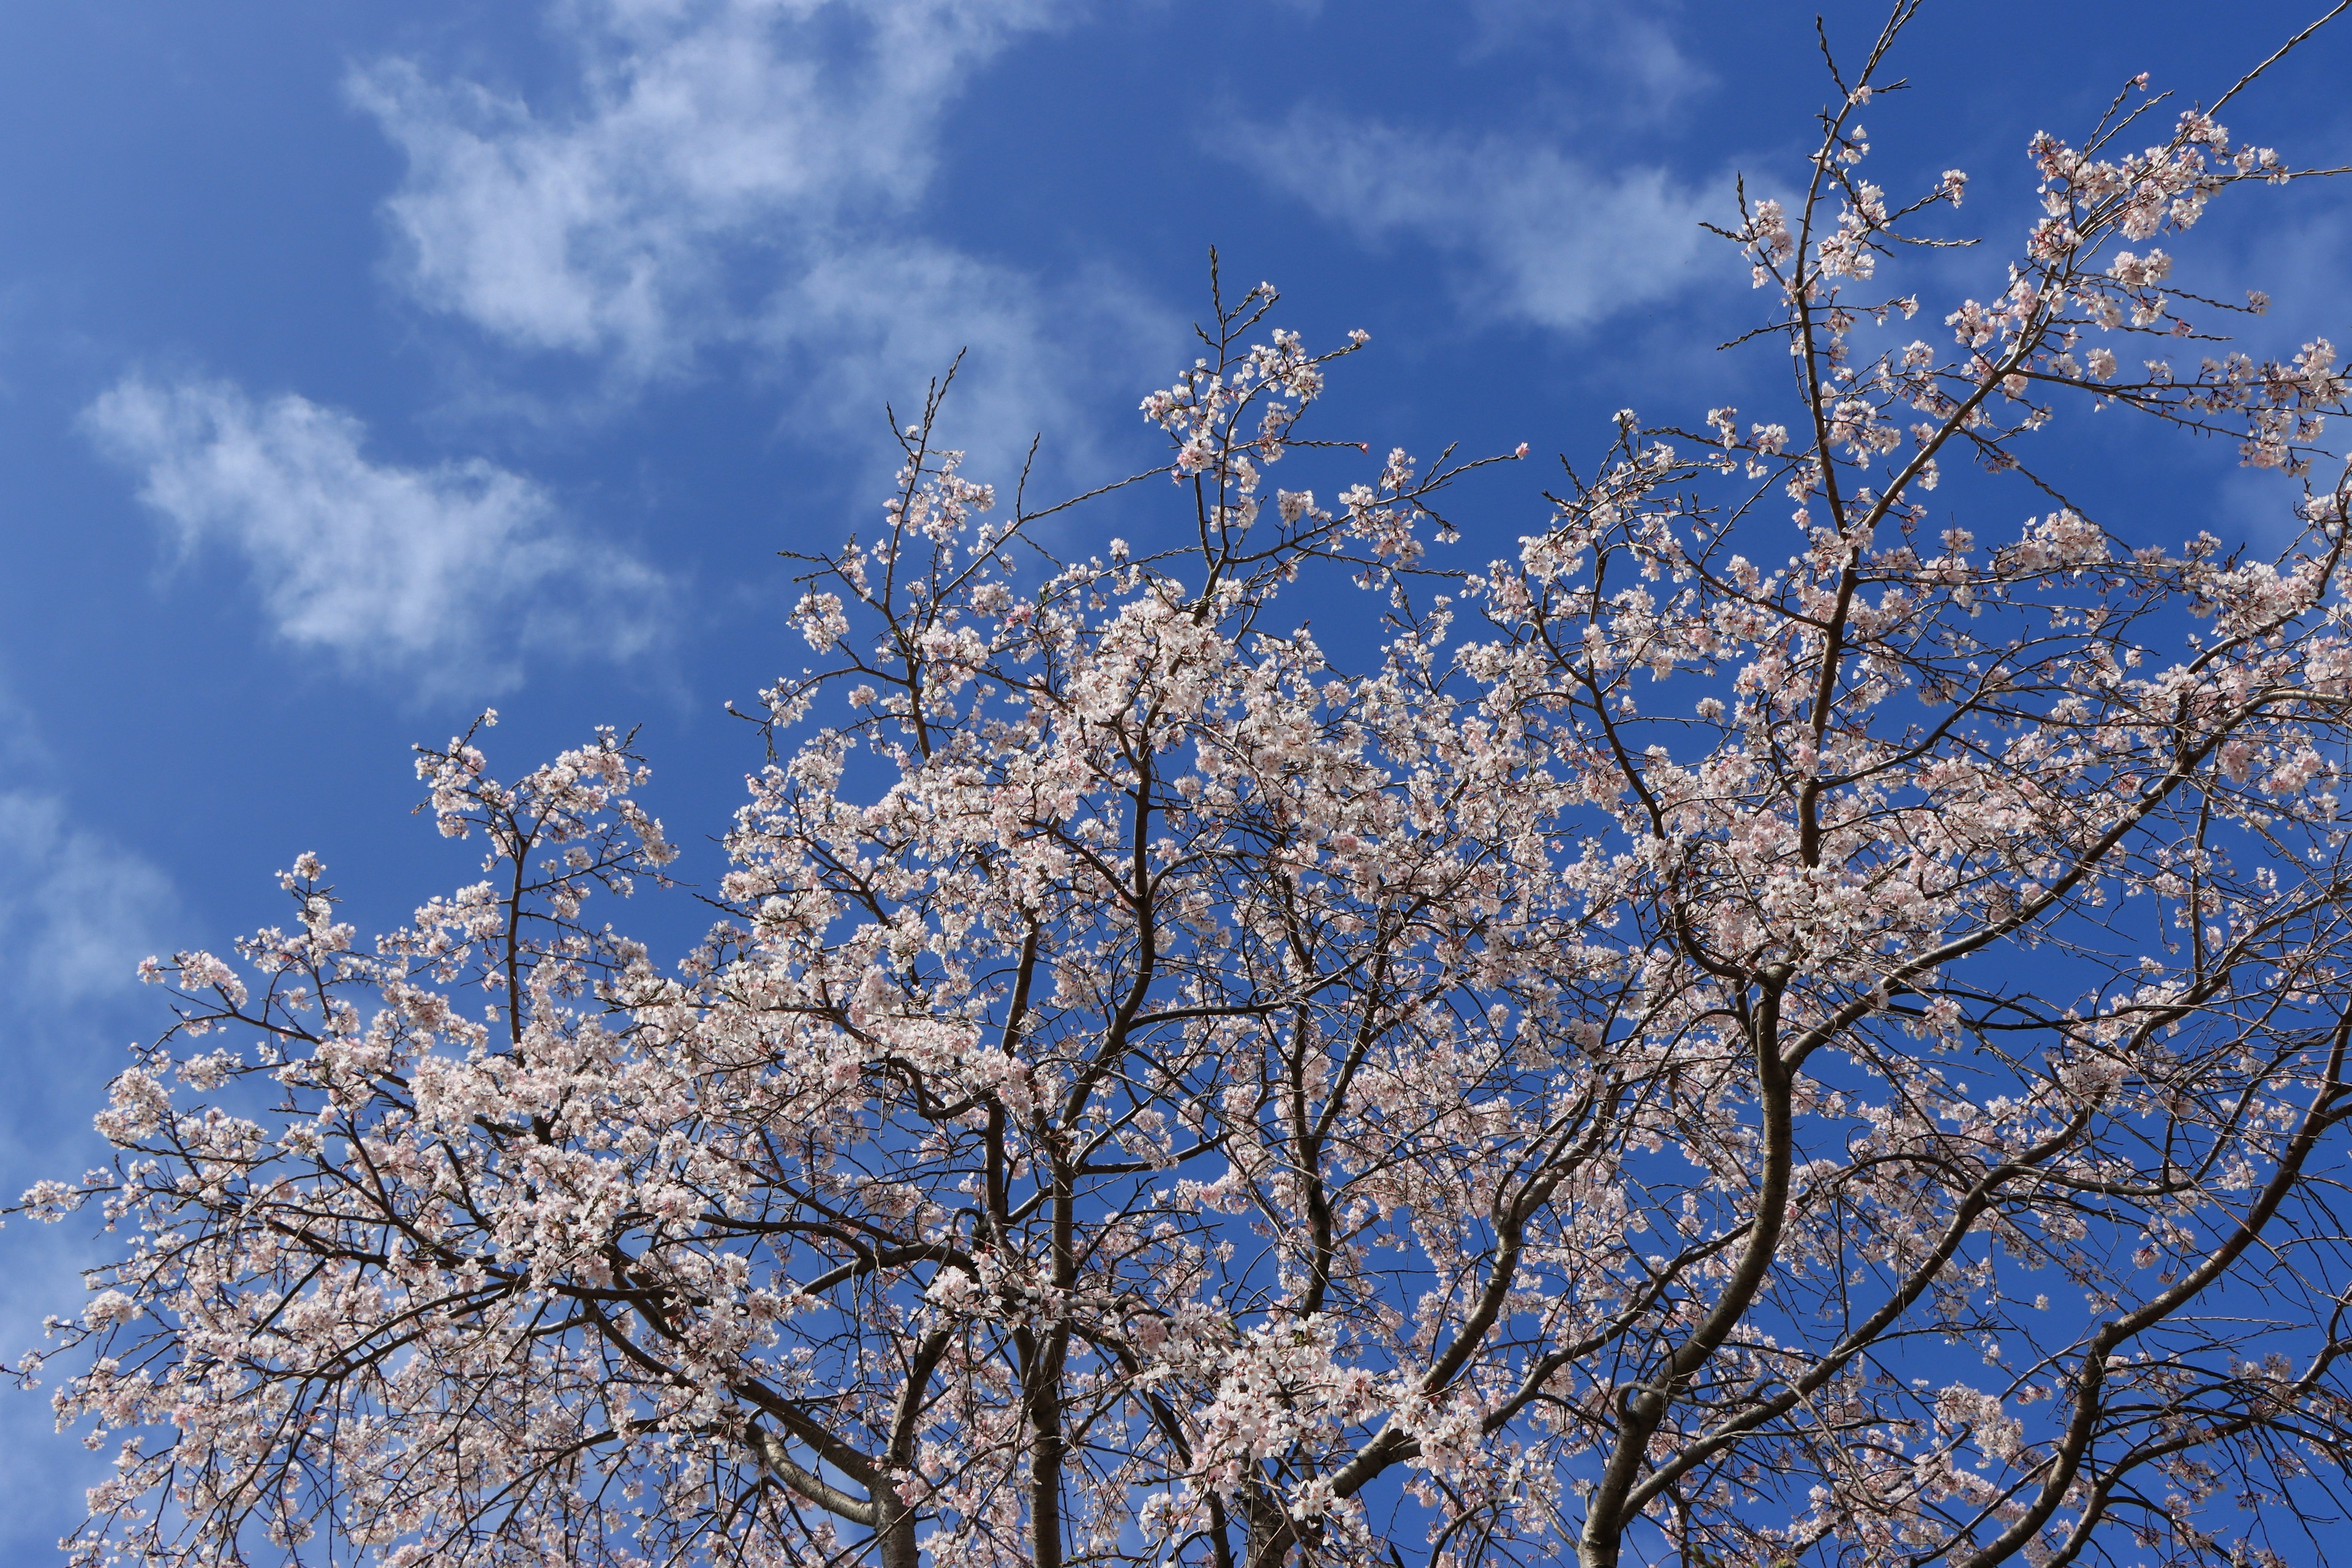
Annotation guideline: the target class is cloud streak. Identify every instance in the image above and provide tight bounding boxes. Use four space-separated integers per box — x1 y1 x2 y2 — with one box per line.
349 0 1173 480
82 376 669 692
1234 109 1723 333
351 1 1070 363
1461 0 1708 108
0 790 175 1014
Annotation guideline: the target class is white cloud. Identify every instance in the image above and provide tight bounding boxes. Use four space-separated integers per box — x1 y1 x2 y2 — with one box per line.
765 239 1170 477
0 791 175 1011
1461 0 1706 108
1234 110 1723 333
81 376 669 691
348 0 1179 489
350 0 1077 377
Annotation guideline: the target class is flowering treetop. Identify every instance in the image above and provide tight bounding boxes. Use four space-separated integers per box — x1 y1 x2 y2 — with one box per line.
18 7 2352 1568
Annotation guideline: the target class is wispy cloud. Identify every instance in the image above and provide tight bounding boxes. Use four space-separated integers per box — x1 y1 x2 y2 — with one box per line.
347 0 1174 479
81 376 669 692
1233 110 1723 334
0 790 175 1014
1461 0 1707 107
0 680 178 1302
351 1 1074 363
766 240 1170 475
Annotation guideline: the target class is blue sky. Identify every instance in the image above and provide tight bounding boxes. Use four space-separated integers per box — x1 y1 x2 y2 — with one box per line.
0 0 2348 1557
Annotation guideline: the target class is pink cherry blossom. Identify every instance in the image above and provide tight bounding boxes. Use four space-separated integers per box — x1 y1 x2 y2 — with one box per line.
16 19 2352 1568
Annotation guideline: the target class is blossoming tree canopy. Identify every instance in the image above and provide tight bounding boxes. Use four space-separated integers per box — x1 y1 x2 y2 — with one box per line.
20 9 2352 1568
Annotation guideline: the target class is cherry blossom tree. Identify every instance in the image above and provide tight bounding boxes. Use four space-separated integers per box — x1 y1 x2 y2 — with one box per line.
20 7 2352 1567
